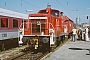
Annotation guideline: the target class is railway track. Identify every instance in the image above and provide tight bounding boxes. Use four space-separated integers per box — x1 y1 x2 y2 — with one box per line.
1 36 69 60
4 49 48 60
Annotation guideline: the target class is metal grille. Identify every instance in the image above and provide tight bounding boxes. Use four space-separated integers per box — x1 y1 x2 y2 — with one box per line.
31 19 45 35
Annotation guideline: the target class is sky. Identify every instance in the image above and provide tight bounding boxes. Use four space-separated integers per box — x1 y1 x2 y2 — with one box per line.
0 0 90 24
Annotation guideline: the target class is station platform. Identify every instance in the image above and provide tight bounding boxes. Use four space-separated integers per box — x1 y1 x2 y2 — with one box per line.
43 39 90 60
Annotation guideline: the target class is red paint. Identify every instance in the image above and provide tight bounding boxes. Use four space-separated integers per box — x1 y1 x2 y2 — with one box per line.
0 15 26 31
24 7 74 36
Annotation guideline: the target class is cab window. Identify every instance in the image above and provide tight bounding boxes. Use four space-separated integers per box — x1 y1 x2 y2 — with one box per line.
52 10 59 17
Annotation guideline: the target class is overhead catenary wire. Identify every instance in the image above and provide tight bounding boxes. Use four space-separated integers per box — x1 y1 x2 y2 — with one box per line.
21 0 40 9
66 1 73 19
56 0 73 20
56 0 69 12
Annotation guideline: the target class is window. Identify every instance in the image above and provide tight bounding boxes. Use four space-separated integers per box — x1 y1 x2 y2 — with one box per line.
52 10 59 17
13 19 18 28
1 18 8 27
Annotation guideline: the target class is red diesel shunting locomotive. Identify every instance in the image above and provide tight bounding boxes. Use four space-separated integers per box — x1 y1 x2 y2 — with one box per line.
19 5 74 52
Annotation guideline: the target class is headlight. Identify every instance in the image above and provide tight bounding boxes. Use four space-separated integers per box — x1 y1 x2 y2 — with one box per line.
43 37 49 43
22 37 27 43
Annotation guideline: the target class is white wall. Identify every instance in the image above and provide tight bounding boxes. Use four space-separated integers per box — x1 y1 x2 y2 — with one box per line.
0 31 19 40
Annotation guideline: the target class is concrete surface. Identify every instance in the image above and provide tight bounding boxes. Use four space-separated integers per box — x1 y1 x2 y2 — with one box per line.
44 40 90 60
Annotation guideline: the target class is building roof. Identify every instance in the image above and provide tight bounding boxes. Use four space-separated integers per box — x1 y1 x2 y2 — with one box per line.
0 8 28 19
